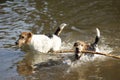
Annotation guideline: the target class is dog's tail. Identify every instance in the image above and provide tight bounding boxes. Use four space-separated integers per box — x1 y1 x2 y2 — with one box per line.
54 23 67 36
92 28 100 46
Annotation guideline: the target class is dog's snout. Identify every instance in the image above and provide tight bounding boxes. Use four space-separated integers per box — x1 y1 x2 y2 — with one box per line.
15 41 18 45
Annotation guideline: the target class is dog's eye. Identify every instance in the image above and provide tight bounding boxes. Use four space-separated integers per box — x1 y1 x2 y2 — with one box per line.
20 36 24 39
80 44 83 46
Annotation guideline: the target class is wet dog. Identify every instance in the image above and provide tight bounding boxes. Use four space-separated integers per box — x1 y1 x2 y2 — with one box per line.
74 28 100 60
15 23 67 53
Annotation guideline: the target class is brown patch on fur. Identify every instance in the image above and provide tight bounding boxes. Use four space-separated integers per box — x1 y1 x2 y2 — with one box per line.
74 41 90 51
15 32 32 47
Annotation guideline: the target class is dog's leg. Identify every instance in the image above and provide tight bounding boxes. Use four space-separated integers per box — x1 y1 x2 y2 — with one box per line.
75 48 80 60
54 23 67 36
74 47 84 60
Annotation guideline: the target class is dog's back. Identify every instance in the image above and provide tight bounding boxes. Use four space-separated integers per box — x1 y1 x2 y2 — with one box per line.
30 35 52 53
29 23 67 53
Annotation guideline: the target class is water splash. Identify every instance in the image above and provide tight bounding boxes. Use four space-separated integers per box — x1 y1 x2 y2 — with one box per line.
60 41 113 68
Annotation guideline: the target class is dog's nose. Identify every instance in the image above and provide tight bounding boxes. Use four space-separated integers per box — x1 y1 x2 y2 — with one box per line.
74 43 78 47
15 41 18 45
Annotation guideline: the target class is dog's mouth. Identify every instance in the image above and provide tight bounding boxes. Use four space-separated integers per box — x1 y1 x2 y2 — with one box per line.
15 41 29 49
15 41 22 48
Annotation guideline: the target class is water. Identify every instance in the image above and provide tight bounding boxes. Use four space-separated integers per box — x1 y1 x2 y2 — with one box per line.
0 0 120 80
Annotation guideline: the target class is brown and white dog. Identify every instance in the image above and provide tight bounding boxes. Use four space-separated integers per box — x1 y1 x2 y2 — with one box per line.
15 23 67 53
74 28 100 60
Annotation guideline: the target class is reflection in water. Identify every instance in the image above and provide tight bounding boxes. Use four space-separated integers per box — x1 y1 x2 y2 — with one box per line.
16 50 69 76
16 41 113 80
17 59 33 76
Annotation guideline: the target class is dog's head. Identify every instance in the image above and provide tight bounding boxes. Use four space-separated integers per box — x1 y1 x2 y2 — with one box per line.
74 41 88 51
15 32 32 47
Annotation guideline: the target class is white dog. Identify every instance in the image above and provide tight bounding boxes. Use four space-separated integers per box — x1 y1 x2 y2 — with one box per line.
15 23 67 53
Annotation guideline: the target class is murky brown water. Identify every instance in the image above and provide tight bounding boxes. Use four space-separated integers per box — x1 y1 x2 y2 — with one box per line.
0 0 120 80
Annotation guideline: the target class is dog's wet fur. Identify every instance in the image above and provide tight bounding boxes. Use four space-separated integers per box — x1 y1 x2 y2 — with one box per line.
15 23 67 53
74 28 100 60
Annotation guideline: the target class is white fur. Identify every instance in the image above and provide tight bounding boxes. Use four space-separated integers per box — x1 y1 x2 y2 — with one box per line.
96 28 100 37
29 34 61 53
60 23 67 30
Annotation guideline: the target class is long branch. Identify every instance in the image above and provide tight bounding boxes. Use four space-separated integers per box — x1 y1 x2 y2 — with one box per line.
54 49 120 59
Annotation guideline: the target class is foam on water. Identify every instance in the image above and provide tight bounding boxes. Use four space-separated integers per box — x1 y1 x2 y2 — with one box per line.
17 40 113 75
60 41 113 68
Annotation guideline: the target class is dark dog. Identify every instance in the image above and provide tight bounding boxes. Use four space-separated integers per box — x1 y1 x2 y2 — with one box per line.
74 28 100 60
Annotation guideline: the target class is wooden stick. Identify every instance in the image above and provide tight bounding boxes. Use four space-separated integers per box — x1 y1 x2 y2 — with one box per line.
54 49 120 59
82 50 120 59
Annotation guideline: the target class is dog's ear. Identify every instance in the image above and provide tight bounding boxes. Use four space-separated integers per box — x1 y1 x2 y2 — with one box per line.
27 32 32 38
